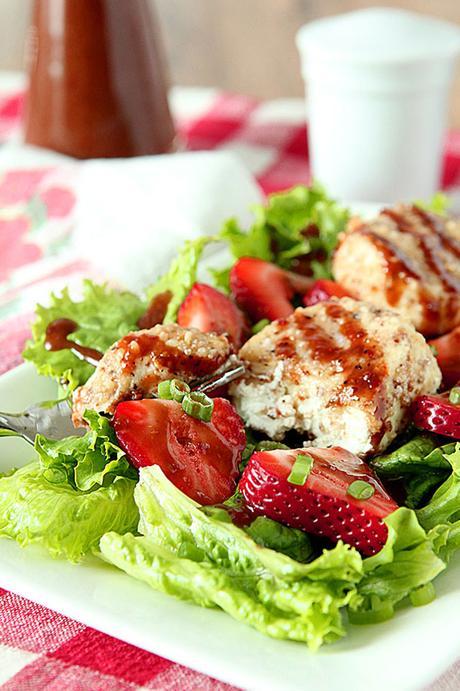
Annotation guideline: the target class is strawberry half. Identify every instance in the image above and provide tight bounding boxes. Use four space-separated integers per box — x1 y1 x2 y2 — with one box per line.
113 397 246 505
177 283 247 348
303 279 351 307
240 447 398 556
230 257 312 322
429 326 460 390
412 394 460 440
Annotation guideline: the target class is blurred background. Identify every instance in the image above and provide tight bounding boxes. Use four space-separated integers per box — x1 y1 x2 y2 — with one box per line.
1 0 459 126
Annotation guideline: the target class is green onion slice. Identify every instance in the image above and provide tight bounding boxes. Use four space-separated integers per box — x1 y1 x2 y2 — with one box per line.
182 391 214 422
410 582 436 607
449 387 460 405
252 319 270 334
158 378 191 402
347 480 375 500
348 597 394 625
287 454 313 486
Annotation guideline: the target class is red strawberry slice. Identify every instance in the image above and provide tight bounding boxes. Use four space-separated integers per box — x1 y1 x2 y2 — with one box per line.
230 257 313 322
303 279 351 307
240 447 398 556
412 394 460 440
113 397 246 505
177 283 247 348
429 326 460 390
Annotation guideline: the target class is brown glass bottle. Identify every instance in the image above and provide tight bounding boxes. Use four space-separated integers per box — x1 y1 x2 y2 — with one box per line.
24 0 176 158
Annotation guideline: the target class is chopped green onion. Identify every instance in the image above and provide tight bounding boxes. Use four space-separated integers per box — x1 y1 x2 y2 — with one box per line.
449 387 460 405
429 344 438 357
157 379 173 399
182 391 214 422
410 582 436 607
157 378 190 402
252 319 270 334
287 454 313 486
348 598 394 625
347 480 375 500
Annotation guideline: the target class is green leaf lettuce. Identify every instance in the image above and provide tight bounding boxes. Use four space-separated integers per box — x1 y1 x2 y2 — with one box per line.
0 462 138 562
100 465 362 650
34 410 137 492
99 465 460 647
22 280 145 390
244 516 315 563
146 236 215 322
417 443 460 543
215 183 350 290
349 508 446 624
0 410 139 561
371 435 452 508
414 192 450 216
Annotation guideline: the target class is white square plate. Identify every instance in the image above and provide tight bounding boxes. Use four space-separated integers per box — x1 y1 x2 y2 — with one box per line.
1 363 460 691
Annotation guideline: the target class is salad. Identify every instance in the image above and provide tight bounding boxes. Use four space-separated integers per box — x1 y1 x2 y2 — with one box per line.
1 183 460 652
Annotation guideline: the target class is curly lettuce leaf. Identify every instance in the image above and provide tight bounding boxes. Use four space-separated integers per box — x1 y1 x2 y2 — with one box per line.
220 217 273 263
371 435 452 508
0 461 138 562
415 192 450 216
415 443 460 563
22 280 145 390
259 182 349 274
352 444 460 625
100 465 362 650
34 410 137 492
417 443 460 531
215 183 350 290
349 508 446 624
146 236 215 322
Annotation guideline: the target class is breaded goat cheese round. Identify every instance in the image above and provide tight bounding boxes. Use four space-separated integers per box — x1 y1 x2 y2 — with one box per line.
231 298 441 456
72 323 231 426
332 204 460 337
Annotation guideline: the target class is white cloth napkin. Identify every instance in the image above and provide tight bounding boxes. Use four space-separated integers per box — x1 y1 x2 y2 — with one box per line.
73 150 262 292
0 144 263 293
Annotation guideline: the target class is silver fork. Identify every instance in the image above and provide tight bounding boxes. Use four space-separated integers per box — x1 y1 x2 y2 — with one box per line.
0 399 83 444
0 361 245 444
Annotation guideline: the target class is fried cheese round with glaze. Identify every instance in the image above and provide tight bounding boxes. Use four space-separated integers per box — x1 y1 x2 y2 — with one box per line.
72 324 231 426
332 205 460 337
231 298 441 456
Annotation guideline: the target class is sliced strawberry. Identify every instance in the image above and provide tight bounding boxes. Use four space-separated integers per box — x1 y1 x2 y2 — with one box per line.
230 257 313 322
303 279 351 307
113 397 246 505
177 283 247 348
429 326 460 390
240 447 398 556
412 394 460 440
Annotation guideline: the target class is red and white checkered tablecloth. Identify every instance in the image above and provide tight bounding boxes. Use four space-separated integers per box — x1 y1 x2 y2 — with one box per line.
1 76 460 690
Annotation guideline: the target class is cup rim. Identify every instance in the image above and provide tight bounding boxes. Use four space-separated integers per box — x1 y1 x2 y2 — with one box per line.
296 8 460 66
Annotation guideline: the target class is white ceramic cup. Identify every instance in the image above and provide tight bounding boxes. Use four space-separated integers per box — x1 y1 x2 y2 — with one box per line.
297 8 460 203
